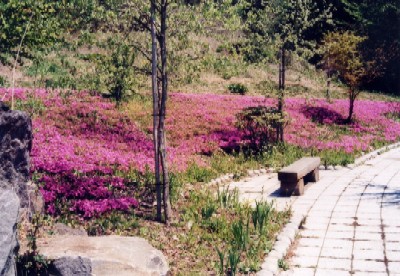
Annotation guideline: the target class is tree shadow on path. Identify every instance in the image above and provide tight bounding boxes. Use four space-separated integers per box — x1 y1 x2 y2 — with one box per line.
356 183 400 207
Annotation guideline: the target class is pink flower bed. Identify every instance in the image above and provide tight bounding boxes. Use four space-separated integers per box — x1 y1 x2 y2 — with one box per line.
2 88 399 217
168 93 400 154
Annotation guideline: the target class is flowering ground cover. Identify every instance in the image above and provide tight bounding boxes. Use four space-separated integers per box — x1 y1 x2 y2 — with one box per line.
167 93 400 156
2 88 399 219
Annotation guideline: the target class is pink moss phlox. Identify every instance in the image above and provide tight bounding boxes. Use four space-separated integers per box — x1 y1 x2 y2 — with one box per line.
2 88 399 218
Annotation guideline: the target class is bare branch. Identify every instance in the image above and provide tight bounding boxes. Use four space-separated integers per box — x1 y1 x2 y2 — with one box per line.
11 13 34 110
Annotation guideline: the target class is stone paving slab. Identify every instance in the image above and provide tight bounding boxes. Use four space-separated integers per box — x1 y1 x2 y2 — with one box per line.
274 146 400 276
315 269 351 276
224 144 400 276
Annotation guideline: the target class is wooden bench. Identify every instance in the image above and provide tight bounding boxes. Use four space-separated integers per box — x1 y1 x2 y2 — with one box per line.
278 157 320 196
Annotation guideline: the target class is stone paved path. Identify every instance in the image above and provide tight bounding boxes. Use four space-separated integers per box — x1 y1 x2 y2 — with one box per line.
229 146 400 275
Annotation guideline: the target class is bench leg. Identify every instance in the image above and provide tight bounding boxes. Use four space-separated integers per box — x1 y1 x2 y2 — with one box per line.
280 178 304 196
305 168 319 183
294 178 304 196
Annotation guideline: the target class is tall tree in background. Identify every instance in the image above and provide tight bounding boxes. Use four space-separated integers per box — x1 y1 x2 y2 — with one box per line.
359 1 399 93
327 0 400 94
242 0 331 142
101 0 195 223
273 0 332 88
272 0 332 141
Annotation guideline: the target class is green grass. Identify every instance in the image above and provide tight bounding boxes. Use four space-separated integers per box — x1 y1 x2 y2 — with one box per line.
7 95 46 118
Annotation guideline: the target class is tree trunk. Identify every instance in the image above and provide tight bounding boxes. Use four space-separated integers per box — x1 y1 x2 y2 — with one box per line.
159 0 172 224
279 55 282 91
11 13 33 110
115 85 122 106
347 90 356 123
150 0 162 222
277 47 286 142
326 76 331 102
281 47 286 90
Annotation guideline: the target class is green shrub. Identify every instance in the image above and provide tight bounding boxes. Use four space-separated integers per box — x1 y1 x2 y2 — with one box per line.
202 55 243 80
228 83 248 95
0 75 7 86
228 248 241 275
236 106 287 152
13 94 46 117
185 162 214 183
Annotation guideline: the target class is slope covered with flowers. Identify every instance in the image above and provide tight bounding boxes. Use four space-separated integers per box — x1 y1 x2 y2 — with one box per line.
2 88 399 218
168 93 400 154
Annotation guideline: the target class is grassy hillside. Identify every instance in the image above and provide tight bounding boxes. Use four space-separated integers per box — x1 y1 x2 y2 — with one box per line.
0 2 398 102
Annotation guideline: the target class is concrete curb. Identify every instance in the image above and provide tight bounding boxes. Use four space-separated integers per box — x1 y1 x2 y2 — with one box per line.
317 142 400 171
352 141 400 167
257 141 400 276
208 168 275 186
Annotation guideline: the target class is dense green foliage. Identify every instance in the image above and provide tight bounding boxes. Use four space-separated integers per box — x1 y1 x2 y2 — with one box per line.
0 0 60 60
328 0 400 93
95 38 137 103
236 106 286 151
320 31 373 121
0 0 398 94
228 83 248 95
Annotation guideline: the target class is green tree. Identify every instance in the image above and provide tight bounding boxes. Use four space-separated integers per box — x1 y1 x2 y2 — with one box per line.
245 0 331 141
272 0 332 87
326 0 400 93
320 31 381 122
359 1 399 93
0 0 60 60
150 0 172 224
95 38 136 105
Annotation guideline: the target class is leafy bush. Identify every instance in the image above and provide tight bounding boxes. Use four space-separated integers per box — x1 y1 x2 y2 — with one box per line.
185 162 214 183
228 83 248 95
236 106 287 152
0 0 61 57
95 39 136 104
202 55 244 80
13 94 46 117
0 75 7 86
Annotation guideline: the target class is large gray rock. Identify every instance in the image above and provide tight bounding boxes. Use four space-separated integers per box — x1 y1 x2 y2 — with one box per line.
50 257 92 276
37 235 169 276
0 103 32 208
0 188 20 276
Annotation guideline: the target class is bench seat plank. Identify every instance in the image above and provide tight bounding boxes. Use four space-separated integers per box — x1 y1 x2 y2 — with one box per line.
278 157 320 196
278 157 320 182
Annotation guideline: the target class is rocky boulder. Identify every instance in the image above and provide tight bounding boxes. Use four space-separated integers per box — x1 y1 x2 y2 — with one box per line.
0 102 32 208
37 235 169 276
0 188 20 276
50 256 92 276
